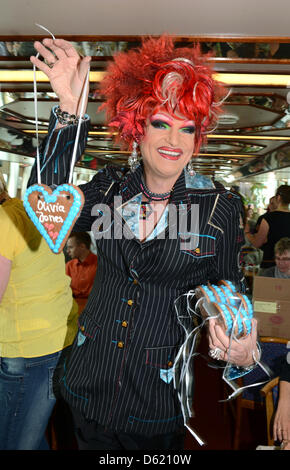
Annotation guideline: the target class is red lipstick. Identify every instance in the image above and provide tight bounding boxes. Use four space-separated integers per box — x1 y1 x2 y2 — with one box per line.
158 147 183 160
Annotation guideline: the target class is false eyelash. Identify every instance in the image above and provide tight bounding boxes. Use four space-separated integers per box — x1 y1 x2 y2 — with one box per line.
150 119 170 129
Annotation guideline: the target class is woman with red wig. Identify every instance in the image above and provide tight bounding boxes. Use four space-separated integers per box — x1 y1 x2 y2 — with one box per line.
29 36 259 450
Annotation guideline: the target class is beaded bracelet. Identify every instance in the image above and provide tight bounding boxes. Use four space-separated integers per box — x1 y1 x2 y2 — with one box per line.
208 285 224 303
218 284 237 306
232 303 251 336
195 281 253 338
212 302 233 335
218 280 237 293
196 285 215 304
235 292 253 319
55 105 81 125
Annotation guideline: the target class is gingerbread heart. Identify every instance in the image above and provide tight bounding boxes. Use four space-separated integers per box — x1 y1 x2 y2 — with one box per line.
24 183 84 253
44 222 55 231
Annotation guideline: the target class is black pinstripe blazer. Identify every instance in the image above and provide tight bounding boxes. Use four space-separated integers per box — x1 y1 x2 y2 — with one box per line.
28 110 246 436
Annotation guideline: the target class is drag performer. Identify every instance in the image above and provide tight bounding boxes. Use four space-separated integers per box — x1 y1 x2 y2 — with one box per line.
29 36 259 450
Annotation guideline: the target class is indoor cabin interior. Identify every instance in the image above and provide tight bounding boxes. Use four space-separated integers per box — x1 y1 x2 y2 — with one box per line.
0 0 290 452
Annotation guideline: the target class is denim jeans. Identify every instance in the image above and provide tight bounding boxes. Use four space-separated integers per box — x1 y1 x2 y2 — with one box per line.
0 350 63 450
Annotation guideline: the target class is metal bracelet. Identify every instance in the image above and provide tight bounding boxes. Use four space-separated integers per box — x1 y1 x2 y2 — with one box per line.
55 106 80 125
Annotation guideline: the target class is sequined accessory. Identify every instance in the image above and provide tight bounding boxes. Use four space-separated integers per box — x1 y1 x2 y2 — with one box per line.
128 141 139 171
186 159 195 176
55 106 80 125
209 347 223 360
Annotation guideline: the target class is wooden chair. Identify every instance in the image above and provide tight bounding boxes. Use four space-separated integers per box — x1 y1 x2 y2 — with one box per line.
260 376 279 446
231 336 288 449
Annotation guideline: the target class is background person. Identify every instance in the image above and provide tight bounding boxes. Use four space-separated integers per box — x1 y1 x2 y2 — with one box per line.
254 195 278 233
29 36 259 451
245 185 290 269
259 237 290 278
245 205 257 233
66 231 98 314
0 170 78 450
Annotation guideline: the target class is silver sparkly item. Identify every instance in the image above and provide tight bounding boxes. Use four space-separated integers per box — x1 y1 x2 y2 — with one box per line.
209 347 223 360
128 141 139 171
186 159 195 176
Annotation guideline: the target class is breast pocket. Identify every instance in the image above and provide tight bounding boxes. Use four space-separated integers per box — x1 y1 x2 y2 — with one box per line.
179 233 216 259
76 314 101 347
145 345 177 384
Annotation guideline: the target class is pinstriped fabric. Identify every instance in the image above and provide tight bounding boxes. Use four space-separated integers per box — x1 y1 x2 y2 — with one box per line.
28 107 90 187
28 115 246 436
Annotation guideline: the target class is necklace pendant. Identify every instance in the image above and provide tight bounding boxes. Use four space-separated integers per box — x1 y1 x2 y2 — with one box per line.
140 202 153 220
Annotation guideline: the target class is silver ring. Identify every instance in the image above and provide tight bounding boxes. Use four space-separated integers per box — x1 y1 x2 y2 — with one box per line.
44 59 55 68
281 440 289 449
209 347 223 360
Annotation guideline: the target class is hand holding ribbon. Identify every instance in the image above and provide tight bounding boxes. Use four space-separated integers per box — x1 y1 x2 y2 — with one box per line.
31 38 91 117
208 317 259 367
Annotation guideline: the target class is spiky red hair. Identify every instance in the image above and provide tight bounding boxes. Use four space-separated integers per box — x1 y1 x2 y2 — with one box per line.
100 35 227 152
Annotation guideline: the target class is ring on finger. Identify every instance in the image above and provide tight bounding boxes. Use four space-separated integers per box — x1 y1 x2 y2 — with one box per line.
209 347 223 360
44 59 56 68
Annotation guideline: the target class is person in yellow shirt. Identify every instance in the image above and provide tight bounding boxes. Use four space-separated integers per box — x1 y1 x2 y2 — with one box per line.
0 171 78 450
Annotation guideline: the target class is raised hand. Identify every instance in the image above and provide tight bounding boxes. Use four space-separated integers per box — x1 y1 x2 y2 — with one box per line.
31 39 91 116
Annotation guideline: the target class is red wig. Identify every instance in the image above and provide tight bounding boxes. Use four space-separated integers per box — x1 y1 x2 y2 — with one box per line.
100 35 227 153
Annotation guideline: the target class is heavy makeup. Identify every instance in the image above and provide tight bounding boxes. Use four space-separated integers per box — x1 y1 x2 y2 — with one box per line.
139 109 196 194
137 109 196 242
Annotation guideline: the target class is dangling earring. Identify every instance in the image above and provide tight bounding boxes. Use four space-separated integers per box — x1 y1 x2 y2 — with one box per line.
128 141 139 171
186 159 195 176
